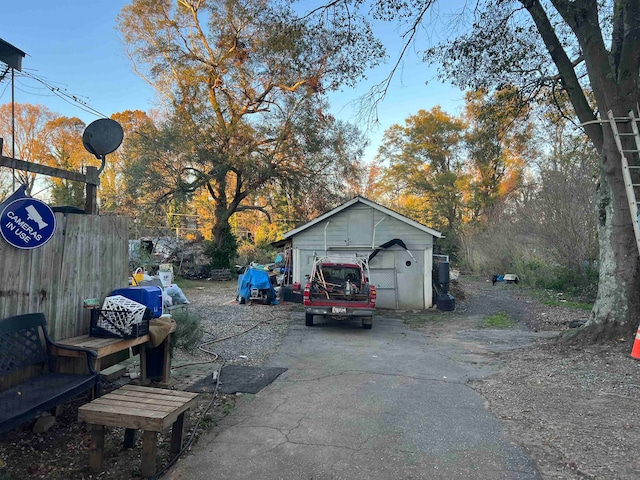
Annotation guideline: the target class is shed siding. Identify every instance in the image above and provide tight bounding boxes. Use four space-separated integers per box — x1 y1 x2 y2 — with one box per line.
289 200 438 309
294 207 432 252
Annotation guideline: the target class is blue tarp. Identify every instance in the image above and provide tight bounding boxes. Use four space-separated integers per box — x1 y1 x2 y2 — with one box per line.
237 267 278 304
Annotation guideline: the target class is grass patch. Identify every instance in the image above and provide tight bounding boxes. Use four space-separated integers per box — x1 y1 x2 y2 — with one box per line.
222 398 235 416
481 312 516 329
542 300 593 311
530 288 594 311
173 277 216 290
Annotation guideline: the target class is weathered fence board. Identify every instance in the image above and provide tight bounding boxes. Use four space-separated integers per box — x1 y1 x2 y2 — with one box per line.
0 213 129 340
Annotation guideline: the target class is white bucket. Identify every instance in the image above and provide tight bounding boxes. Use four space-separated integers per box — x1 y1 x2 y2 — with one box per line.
158 270 173 287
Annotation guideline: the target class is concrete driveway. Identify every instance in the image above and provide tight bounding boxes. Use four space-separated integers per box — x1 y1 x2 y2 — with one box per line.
167 313 539 479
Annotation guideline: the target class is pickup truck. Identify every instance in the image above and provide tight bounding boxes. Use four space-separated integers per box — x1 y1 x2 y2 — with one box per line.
303 256 376 329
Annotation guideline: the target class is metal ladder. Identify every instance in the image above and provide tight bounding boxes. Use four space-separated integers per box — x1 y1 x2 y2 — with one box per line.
607 110 640 256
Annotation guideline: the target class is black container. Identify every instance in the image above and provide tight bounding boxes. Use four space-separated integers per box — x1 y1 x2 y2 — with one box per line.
437 293 456 312
145 346 165 381
90 308 151 338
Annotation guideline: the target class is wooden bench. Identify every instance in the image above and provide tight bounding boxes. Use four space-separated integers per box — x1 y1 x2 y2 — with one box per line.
0 313 100 433
53 321 177 387
78 385 199 478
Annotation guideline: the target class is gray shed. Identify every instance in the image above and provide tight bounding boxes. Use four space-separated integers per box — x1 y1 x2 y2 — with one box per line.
280 196 442 310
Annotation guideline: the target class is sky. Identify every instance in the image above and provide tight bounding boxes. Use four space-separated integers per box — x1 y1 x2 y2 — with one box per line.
1 1 467 163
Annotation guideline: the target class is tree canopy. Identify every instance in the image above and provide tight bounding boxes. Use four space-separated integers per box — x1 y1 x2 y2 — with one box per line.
116 0 383 251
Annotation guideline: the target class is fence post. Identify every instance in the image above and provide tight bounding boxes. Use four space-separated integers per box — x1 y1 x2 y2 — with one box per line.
85 166 99 215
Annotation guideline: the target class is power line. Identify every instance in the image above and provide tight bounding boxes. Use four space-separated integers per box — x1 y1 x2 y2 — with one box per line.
0 66 108 119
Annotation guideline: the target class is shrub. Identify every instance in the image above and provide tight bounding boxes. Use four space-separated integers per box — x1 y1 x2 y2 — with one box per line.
171 309 203 354
204 226 238 269
515 262 598 302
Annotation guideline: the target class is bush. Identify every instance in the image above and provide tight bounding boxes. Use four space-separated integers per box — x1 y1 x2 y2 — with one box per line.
204 226 238 269
516 262 598 302
171 309 203 355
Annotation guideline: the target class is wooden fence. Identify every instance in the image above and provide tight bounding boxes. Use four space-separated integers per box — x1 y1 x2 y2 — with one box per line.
0 213 129 340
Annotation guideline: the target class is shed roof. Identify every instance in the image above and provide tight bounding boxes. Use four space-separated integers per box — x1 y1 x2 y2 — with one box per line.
281 196 442 240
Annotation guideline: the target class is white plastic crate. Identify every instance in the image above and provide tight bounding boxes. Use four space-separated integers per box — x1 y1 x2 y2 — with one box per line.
95 295 147 337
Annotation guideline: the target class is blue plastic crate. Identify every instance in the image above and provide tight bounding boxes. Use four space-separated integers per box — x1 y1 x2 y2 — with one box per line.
110 286 163 318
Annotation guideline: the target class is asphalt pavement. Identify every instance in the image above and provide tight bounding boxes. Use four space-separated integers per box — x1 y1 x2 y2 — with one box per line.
167 313 540 480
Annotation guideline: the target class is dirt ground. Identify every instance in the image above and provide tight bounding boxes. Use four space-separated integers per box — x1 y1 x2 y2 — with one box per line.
441 276 640 480
1 276 639 479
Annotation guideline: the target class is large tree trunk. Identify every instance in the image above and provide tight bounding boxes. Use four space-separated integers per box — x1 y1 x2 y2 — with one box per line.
583 130 640 341
524 0 640 342
212 200 231 248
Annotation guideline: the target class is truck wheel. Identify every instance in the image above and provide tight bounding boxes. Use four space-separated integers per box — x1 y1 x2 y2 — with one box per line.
263 290 273 305
305 312 314 327
362 316 373 329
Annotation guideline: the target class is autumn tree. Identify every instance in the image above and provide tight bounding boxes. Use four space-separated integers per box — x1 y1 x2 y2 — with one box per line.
43 116 89 207
426 0 640 340
271 114 371 224
462 88 533 224
117 0 384 257
375 106 466 249
0 103 54 195
100 110 155 215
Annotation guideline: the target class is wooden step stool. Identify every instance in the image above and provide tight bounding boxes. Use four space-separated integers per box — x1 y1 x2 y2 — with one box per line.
78 384 199 477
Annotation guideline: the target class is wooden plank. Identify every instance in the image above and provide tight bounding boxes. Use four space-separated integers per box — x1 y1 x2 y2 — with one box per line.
0 155 91 184
43 214 66 339
100 215 129 299
171 412 186 455
52 335 149 358
83 398 183 413
80 402 171 417
96 394 196 410
84 215 102 333
79 406 166 431
122 385 196 399
59 214 81 339
95 392 196 409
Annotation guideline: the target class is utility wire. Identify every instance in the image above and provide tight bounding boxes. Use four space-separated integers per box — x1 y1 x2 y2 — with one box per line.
0 68 108 119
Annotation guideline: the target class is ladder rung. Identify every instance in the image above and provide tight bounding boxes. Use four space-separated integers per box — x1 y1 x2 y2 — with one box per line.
627 165 640 168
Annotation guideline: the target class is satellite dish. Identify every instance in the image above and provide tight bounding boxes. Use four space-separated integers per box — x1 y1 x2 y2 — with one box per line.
82 118 124 158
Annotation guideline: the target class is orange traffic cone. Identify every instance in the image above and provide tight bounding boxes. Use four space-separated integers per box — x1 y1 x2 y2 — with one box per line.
631 325 640 359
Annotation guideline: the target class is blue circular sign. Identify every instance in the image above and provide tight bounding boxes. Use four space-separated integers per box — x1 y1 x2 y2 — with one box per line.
0 198 56 249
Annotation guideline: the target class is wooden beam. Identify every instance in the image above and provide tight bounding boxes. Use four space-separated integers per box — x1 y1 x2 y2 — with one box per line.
0 155 94 184
85 166 99 214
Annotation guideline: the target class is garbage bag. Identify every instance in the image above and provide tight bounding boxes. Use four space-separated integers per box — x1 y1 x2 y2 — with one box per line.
166 284 189 305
